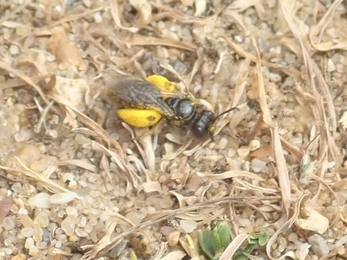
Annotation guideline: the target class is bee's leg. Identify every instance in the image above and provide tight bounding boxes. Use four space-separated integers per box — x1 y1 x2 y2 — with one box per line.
117 109 162 128
146 75 176 92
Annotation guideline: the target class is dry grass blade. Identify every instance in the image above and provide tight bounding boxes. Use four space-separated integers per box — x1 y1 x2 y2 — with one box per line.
271 127 291 217
140 135 156 173
82 218 118 258
309 171 340 227
151 1 220 25
222 10 247 32
164 140 192 159
121 123 155 174
0 158 80 198
279 0 342 166
127 35 197 52
226 0 256 11
251 36 272 126
0 60 50 105
280 136 304 162
129 0 152 27
82 196 278 259
197 170 265 181
100 154 113 186
266 191 310 259
35 100 54 133
0 74 53 89
49 93 126 156
0 0 29 25
109 0 138 33
154 242 167 260
57 160 97 172
234 179 278 194
214 59 250 136
219 233 249 260
91 141 142 188
187 56 203 87
50 5 106 27
142 181 162 193
310 0 343 43
309 39 347 51
159 250 186 260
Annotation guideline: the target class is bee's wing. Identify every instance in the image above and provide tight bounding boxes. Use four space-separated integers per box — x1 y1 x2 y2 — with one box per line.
109 78 178 118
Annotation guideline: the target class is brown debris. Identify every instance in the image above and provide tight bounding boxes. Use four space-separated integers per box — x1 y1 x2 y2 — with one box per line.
47 28 83 69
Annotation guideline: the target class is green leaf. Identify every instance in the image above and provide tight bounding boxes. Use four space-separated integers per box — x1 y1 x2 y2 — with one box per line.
215 222 231 249
257 234 270 246
233 254 249 260
203 227 214 256
234 244 256 259
210 228 222 254
198 229 215 260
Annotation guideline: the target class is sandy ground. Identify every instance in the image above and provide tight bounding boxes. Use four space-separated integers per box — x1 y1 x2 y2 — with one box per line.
0 0 347 259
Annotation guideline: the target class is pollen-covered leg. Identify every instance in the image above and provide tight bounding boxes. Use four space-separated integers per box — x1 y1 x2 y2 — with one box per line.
117 109 162 128
146 75 176 92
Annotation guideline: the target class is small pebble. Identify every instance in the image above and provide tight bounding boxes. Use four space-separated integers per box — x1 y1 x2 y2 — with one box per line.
93 12 103 23
2 216 16 230
84 224 93 233
159 226 175 236
327 59 336 72
28 245 39 256
36 241 48 249
167 231 180 247
269 72 281 82
9 253 26 260
24 237 34 249
28 193 51 209
49 192 77 205
75 228 88 237
237 146 250 158
109 239 128 258
18 208 28 216
61 216 77 236
9 45 19 55
78 217 87 228
180 219 197 233
248 139 260 151
14 128 32 142
21 227 34 237
251 158 267 173
35 10 44 19
66 206 78 217
33 225 43 243
20 215 34 227
11 183 22 193
126 211 143 226
308 234 329 257
34 211 49 228
42 228 50 243
69 235 79 242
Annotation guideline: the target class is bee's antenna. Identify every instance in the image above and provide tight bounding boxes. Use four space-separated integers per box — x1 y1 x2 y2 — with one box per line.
214 106 239 122
214 100 255 122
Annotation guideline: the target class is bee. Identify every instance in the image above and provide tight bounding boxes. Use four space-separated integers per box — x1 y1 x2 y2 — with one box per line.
106 74 238 139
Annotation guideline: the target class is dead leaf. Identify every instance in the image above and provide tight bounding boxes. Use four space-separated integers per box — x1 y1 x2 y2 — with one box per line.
47 28 83 68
